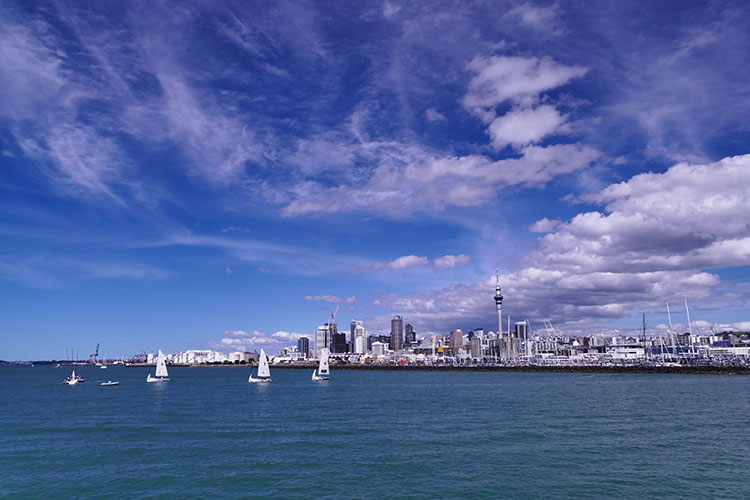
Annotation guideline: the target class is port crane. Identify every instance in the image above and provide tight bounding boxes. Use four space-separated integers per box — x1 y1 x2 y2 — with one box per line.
89 343 100 364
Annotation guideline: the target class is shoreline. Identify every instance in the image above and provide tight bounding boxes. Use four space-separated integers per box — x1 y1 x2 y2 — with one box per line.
146 363 750 375
7 362 750 375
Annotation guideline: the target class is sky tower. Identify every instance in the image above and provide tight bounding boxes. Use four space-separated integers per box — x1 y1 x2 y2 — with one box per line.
493 267 505 360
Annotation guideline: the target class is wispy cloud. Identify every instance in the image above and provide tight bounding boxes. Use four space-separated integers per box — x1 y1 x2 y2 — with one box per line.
305 294 357 304
355 255 430 273
433 254 471 270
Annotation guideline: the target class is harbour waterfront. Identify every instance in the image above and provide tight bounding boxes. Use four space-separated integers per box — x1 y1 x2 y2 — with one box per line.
1 366 749 499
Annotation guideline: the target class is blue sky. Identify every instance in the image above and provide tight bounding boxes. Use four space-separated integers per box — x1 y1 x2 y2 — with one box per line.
2 0 750 359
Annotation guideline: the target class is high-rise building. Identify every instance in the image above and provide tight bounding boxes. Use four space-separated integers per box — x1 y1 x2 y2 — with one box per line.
405 323 416 346
332 332 348 353
350 320 367 354
471 336 482 359
314 325 328 359
450 329 463 350
514 322 527 340
390 315 404 351
297 336 310 358
327 321 339 353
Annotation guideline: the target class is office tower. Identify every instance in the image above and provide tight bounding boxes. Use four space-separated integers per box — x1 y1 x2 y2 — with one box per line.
390 315 404 351
332 332 348 353
514 322 527 340
327 321 339 353
471 336 482 359
450 329 463 350
297 336 310 358
350 320 367 354
314 325 328 359
405 323 416 346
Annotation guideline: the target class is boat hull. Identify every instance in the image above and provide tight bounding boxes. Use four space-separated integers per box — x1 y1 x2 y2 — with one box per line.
146 375 169 382
248 375 271 383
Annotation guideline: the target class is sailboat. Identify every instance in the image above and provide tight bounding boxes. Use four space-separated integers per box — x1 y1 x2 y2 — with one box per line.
312 348 330 381
146 350 170 382
248 348 272 383
62 368 84 385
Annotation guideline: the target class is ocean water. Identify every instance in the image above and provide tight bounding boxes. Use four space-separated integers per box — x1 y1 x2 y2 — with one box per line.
1 366 748 499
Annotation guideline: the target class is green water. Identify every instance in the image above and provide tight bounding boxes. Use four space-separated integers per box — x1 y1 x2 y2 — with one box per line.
1 366 748 499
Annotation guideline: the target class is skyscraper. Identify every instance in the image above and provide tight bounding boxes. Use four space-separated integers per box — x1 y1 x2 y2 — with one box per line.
405 323 415 346
450 329 463 350
350 320 367 354
314 325 328 359
297 336 310 358
390 315 404 351
332 332 348 353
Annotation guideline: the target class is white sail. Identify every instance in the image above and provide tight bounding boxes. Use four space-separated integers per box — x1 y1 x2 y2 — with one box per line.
257 349 271 378
155 349 169 378
319 348 330 376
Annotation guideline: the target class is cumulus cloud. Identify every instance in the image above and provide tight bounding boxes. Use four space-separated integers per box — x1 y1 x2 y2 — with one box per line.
488 105 567 149
433 254 471 270
463 55 587 118
529 217 561 233
369 155 750 332
305 294 357 304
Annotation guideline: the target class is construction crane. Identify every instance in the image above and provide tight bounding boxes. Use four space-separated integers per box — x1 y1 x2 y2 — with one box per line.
89 343 100 364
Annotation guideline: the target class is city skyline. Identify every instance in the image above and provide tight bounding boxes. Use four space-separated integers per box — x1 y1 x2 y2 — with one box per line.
2 0 750 359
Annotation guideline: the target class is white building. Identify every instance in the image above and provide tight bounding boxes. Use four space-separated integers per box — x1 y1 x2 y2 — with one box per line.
371 341 386 357
351 320 367 354
229 351 255 363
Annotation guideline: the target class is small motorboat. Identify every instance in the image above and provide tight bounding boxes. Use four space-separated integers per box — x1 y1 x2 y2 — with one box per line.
100 380 119 386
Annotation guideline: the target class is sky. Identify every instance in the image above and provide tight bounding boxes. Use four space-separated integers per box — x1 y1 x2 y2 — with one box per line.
1 0 750 360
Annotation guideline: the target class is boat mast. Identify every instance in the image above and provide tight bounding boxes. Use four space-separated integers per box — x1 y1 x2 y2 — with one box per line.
685 299 694 354
642 313 647 362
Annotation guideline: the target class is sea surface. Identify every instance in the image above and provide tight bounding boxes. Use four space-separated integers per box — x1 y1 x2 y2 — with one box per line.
1 366 748 499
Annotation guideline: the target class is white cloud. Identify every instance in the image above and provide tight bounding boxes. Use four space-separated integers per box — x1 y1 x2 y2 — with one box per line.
529 217 561 233
382 2 401 19
210 329 308 352
369 155 750 332
508 3 563 33
488 105 567 149
281 143 599 217
433 254 471 270
356 255 430 273
425 107 446 122
463 55 587 118
305 294 357 304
